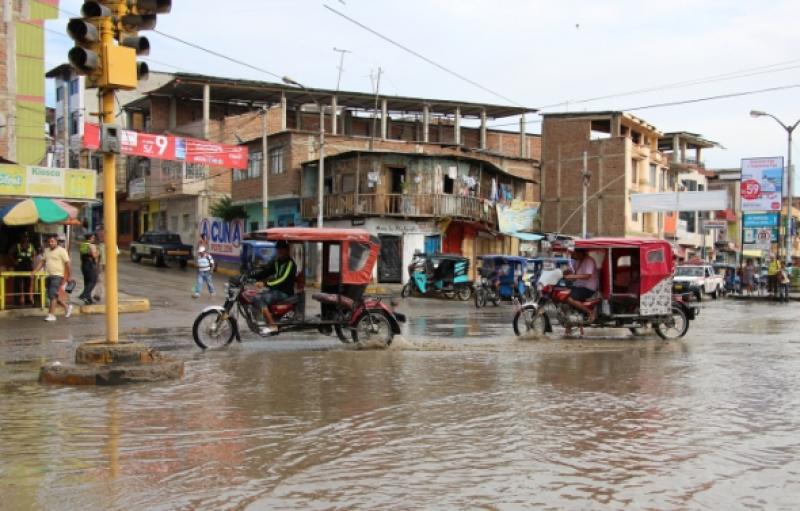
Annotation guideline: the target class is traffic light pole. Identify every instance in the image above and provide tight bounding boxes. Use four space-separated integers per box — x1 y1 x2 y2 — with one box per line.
100 17 119 344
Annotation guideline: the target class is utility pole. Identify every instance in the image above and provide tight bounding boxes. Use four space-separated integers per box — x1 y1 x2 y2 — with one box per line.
581 151 589 238
333 47 350 91
369 66 382 151
261 105 269 228
318 105 325 228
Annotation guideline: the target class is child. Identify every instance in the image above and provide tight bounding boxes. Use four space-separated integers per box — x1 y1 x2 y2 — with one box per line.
193 246 215 298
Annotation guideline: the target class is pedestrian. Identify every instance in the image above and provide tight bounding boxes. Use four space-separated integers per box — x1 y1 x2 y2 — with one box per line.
92 227 118 303
768 256 780 298
78 233 99 304
192 246 215 298
9 232 35 306
31 234 73 321
778 261 791 303
743 259 756 296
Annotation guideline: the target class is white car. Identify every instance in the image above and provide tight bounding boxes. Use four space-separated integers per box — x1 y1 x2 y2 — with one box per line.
673 265 725 301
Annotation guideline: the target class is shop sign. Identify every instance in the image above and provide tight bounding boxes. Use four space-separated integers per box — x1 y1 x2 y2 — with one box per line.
199 217 244 260
128 177 146 200
743 212 779 228
0 164 96 200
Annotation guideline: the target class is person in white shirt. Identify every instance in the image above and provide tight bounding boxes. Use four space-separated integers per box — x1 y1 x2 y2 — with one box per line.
564 249 599 323
193 246 215 298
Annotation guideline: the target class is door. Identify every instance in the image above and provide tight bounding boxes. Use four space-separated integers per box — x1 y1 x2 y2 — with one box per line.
425 235 441 255
378 234 403 283
132 211 141 240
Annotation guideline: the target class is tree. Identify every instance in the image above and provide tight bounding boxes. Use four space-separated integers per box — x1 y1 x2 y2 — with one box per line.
209 196 247 222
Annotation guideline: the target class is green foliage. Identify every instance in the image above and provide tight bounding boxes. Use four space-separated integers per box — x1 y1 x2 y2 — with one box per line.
209 196 247 222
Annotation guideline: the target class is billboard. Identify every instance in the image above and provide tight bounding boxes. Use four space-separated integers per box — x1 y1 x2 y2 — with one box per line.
742 212 779 228
0 165 96 200
198 217 244 263
740 157 783 211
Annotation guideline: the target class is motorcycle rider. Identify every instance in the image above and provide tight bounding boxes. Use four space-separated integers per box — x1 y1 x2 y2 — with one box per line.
249 240 296 335
564 249 599 324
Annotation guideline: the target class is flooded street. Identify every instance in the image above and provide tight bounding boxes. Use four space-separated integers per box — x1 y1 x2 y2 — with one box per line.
1 292 799 509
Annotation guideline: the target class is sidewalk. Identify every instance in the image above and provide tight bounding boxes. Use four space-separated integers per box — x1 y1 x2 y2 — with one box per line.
0 291 150 319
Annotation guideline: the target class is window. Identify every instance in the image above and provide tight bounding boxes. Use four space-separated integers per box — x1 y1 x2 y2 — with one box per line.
269 147 284 175
328 244 341 273
348 242 371 272
630 159 639 184
170 215 178 232
248 151 262 179
649 164 657 187
56 86 64 101
118 211 132 235
250 221 259 232
233 168 246 181
182 214 191 231
69 78 79 96
69 112 79 136
646 248 664 263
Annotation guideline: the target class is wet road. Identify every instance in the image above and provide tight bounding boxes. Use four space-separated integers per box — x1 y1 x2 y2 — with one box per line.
1 260 799 510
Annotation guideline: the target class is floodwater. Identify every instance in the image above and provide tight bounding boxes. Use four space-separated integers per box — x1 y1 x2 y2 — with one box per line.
1 298 799 510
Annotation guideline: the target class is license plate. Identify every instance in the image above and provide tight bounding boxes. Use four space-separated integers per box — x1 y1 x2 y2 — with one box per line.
168 250 188 256
674 284 683 290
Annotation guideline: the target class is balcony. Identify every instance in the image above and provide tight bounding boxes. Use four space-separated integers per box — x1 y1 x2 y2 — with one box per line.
301 193 498 225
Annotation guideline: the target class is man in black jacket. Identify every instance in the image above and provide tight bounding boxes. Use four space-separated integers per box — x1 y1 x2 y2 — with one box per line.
249 240 296 335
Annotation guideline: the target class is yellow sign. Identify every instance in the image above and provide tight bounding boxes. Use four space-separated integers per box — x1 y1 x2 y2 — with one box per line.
0 165 96 200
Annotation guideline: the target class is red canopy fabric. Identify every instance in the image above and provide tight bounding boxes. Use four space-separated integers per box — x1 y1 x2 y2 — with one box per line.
249 227 374 243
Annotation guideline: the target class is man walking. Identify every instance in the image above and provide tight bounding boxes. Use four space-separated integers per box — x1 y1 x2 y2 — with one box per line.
78 233 99 304
767 256 780 298
32 234 73 321
192 246 215 298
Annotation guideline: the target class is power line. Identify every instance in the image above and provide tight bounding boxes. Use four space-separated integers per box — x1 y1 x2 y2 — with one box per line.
323 4 525 107
622 83 800 112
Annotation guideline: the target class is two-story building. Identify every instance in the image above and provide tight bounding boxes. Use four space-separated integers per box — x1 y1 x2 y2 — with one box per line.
124 73 541 281
540 111 670 238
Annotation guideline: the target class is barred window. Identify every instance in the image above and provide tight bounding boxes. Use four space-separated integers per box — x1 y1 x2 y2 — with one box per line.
270 147 284 175
248 151 263 179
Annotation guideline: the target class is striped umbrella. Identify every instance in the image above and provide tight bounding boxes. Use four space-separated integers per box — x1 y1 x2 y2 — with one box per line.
0 198 79 225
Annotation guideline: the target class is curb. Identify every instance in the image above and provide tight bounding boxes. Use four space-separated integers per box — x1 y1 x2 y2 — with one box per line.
0 297 150 319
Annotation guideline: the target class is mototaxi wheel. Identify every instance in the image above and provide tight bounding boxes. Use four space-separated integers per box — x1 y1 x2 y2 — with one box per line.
351 312 393 348
513 306 546 337
457 285 472 301
654 305 689 340
130 249 140 263
335 325 351 343
193 309 236 350
474 287 486 308
401 283 413 298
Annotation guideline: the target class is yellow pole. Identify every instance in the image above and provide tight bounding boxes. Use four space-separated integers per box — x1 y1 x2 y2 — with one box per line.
100 18 119 344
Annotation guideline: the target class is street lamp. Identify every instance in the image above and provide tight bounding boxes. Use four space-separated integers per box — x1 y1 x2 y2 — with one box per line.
283 76 325 230
750 110 800 264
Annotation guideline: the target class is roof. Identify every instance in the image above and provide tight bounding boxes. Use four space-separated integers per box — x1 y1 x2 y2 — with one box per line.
575 237 674 249
45 64 73 79
477 254 530 262
542 110 661 134
249 227 375 243
129 72 536 119
660 131 719 149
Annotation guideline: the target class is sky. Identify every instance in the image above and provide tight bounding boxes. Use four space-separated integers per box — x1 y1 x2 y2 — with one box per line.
45 0 800 181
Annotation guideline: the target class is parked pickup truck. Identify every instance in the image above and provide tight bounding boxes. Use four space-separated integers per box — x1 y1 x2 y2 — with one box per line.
673 264 725 301
130 231 193 268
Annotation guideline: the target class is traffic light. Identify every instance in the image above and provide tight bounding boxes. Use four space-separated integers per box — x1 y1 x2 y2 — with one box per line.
66 0 171 89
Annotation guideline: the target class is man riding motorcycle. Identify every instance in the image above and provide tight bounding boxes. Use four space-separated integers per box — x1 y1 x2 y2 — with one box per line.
248 240 296 335
563 249 599 326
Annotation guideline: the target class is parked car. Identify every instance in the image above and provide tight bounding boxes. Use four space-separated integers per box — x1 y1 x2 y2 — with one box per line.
130 231 193 268
672 264 725 300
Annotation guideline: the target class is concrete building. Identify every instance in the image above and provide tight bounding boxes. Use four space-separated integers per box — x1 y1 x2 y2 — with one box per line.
540 111 669 238
1 0 58 165
658 132 721 261
45 64 173 242
123 73 540 278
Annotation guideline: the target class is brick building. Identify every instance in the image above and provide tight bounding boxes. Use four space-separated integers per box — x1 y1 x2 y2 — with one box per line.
540 111 670 239
123 73 541 279
1 0 58 165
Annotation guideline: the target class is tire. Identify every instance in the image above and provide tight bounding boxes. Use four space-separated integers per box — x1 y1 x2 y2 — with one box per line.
350 312 393 348
513 306 546 337
475 288 486 308
629 327 647 337
711 287 719 299
155 254 166 267
654 306 689 340
179 259 188 269
401 283 413 298
491 293 500 307
193 309 236 350
457 285 472 301
334 325 351 343
130 249 141 263
694 290 702 302
443 290 456 300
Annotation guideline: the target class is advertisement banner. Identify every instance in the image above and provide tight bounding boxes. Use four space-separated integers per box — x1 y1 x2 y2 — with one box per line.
83 123 248 169
0 165 96 200
742 212 779 228
199 217 244 262
741 157 784 211
497 200 540 235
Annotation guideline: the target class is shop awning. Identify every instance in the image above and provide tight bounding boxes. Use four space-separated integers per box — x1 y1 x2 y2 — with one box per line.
511 232 544 241
0 198 78 226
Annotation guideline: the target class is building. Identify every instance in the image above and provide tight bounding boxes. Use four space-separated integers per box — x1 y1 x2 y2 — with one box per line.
706 168 742 263
123 73 541 279
45 64 173 244
1 0 58 165
658 132 722 261
540 111 669 238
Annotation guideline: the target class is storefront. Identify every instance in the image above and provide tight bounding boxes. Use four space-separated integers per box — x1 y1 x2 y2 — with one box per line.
0 164 96 309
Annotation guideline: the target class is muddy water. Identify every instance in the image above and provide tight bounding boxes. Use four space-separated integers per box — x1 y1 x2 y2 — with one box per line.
1 300 799 510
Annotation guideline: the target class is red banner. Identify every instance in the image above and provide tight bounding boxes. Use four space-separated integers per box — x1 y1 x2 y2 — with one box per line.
82 123 248 169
